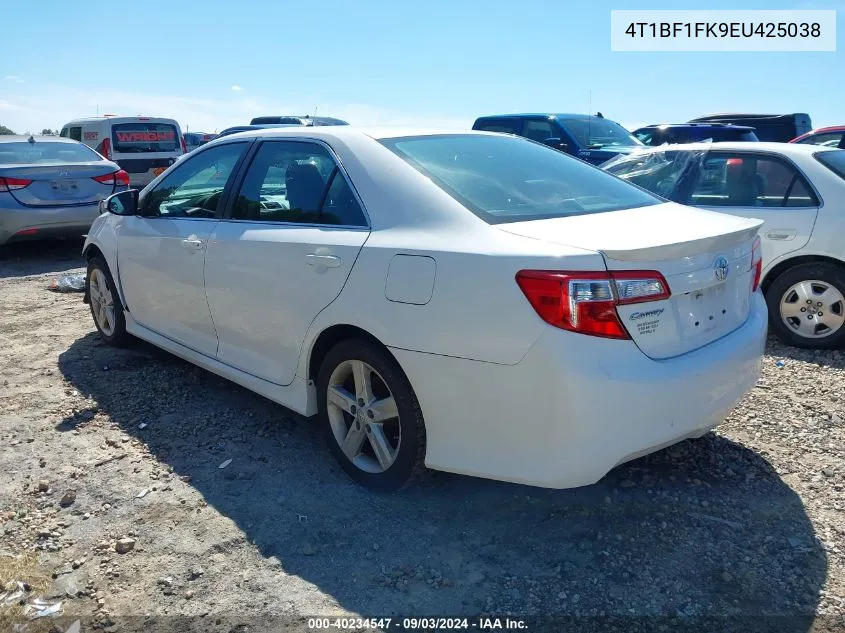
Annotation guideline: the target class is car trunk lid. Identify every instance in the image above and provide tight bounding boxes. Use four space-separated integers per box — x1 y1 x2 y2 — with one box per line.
0 163 117 207
499 202 764 358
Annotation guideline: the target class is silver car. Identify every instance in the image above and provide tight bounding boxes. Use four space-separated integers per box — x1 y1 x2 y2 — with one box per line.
0 136 128 251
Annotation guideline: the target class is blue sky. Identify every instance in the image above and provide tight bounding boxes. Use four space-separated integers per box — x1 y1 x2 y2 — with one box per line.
1 0 842 134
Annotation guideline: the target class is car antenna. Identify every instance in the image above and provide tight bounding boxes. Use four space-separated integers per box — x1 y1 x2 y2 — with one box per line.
588 90 592 145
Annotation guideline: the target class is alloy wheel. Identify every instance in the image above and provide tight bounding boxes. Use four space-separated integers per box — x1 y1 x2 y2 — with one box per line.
779 279 845 339
326 359 401 474
89 268 116 336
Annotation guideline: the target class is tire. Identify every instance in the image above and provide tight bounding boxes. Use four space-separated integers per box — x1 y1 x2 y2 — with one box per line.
765 262 845 349
87 256 130 346
316 338 426 491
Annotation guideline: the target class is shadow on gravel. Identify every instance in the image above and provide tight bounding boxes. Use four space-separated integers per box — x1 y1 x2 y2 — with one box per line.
0 238 86 279
57 333 826 629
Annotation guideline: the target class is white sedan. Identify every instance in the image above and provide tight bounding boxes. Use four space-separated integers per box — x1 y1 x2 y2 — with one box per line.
603 142 845 349
83 127 767 491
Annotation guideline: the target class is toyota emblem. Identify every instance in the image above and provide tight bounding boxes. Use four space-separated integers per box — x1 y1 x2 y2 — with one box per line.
713 256 729 281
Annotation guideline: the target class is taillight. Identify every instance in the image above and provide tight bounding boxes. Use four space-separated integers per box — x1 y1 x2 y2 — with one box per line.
97 138 112 160
751 235 763 292
92 170 130 187
0 177 33 192
181 136 188 154
515 270 670 339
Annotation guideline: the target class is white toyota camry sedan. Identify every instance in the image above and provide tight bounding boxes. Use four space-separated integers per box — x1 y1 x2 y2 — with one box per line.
83 127 767 491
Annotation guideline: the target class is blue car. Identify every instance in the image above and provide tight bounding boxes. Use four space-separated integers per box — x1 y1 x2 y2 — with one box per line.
472 113 643 165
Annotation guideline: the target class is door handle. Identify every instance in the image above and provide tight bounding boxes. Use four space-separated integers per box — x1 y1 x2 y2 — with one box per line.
766 230 796 241
305 253 341 268
181 238 205 250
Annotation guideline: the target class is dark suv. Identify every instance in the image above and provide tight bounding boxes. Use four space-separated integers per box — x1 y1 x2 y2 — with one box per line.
249 115 349 126
472 113 642 165
633 123 759 146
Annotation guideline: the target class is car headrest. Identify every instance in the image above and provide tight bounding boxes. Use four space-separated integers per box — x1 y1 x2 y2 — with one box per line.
285 162 325 211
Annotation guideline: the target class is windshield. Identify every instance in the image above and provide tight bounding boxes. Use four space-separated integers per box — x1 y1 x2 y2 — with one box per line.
602 150 701 199
380 134 660 224
112 122 180 153
560 118 642 149
0 141 103 164
815 150 845 181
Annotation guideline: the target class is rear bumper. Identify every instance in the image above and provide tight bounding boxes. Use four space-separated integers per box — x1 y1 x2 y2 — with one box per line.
391 292 768 489
0 202 102 245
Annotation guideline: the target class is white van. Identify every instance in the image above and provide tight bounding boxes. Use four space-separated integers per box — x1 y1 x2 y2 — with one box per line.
60 116 185 187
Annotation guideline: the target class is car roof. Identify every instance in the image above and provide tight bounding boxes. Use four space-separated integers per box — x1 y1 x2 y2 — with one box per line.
63 116 180 125
215 126 495 143
0 135 82 144
637 123 755 131
621 141 841 155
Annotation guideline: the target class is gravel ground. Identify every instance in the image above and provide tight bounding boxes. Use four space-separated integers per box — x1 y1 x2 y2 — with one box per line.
1 241 844 633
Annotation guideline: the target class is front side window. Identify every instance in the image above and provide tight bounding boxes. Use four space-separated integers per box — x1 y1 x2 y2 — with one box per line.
112 122 179 153
558 118 641 149
521 120 555 143
232 141 367 226
143 142 248 218
381 134 660 224
689 154 817 208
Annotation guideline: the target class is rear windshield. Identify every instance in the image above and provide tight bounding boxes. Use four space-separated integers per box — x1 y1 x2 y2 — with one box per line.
0 142 103 165
815 150 845 181
380 134 660 224
112 122 179 153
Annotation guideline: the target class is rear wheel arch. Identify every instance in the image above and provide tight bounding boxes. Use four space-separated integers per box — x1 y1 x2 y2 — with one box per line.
307 324 396 383
761 254 845 293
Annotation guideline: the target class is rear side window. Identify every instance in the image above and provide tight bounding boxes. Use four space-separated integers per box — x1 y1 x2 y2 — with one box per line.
232 141 367 226
689 154 817 208
816 150 845 181
112 122 179 153
68 127 82 141
0 142 102 165
473 119 520 135
381 134 660 224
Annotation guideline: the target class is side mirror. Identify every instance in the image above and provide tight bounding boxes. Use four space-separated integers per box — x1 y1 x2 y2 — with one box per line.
543 137 570 152
100 189 139 216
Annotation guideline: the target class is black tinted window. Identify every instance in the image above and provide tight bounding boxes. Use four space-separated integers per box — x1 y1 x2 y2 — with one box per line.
112 122 179 153
69 127 82 141
143 142 247 218
474 119 520 134
233 141 366 226
521 120 556 142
